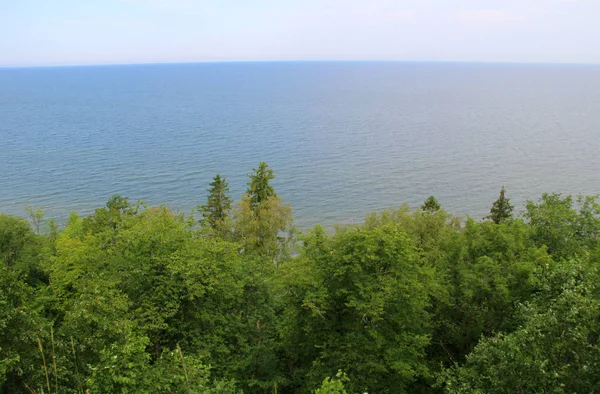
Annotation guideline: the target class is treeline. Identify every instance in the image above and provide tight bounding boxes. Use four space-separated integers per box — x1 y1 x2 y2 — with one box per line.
2 162 600 393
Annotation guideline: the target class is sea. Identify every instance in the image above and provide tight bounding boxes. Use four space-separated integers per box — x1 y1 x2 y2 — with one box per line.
2 61 600 229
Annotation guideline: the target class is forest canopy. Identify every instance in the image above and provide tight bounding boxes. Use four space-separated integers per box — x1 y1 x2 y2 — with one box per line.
2 162 600 393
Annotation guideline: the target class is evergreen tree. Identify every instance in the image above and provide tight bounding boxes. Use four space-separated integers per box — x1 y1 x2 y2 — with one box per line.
487 186 514 224
200 174 232 229
421 195 441 212
246 162 276 213
234 163 293 263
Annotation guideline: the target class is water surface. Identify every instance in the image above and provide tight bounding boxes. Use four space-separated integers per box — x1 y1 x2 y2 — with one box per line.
2 62 600 228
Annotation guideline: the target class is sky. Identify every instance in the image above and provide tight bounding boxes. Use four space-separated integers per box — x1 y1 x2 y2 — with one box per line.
1 0 599 67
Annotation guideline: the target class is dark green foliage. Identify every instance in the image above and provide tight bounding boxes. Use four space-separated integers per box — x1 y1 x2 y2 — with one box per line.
246 162 276 213
82 194 140 236
430 218 541 366
0 214 46 286
441 260 600 393
280 223 435 392
0 214 34 270
200 174 232 229
525 193 600 259
3 168 600 393
486 186 514 224
234 162 293 263
422 195 441 213
0 266 46 392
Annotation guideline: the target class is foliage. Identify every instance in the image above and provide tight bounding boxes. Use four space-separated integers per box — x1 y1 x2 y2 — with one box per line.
0 266 46 392
441 260 600 393
430 218 541 364
0 214 35 271
200 174 232 231
486 186 514 224
280 223 435 392
3 166 600 393
25 206 44 235
246 162 276 213
421 196 441 213
231 162 294 264
232 194 293 264
314 371 349 394
524 193 600 259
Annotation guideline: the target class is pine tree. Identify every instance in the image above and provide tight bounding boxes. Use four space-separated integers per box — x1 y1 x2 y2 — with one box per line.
487 186 514 224
421 196 441 213
200 174 232 229
234 162 293 263
246 162 276 213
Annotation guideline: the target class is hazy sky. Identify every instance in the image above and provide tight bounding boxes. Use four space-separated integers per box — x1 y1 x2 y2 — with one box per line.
1 0 599 66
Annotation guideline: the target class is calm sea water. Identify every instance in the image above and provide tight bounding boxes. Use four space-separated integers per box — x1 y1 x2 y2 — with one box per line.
2 62 600 228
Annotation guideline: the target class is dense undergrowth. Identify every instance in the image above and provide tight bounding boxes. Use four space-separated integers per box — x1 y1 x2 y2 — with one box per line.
2 163 600 393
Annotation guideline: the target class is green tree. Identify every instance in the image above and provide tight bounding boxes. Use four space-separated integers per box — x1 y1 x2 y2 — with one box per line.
0 266 46 393
430 218 540 366
575 194 600 253
422 196 441 213
441 260 600 394
315 371 349 394
0 215 34 271
232 194 293 263
7 187 600 393
525 193 582 259
233 163 293 264
247 162 276 214
25 206 44 235
486 187 514 224
364 203 459 267
47 203 251 391
82 194 141 237
200 174 232 230
280 224 435 392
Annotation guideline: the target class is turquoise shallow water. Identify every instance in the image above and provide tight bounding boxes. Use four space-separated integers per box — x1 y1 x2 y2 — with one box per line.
2 61 600 228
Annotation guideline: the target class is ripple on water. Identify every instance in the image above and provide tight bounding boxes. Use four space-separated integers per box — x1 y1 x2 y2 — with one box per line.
1 62 600 229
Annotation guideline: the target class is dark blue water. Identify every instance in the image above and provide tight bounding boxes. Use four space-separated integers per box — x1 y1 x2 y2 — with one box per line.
2 62 600 228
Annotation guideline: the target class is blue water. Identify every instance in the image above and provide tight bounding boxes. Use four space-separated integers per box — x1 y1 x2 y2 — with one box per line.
2 62 600 228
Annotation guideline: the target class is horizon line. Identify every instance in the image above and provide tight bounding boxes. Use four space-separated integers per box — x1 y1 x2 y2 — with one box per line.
2 58 600 69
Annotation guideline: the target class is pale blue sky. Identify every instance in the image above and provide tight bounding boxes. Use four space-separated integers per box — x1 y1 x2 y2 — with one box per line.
1 0 599 66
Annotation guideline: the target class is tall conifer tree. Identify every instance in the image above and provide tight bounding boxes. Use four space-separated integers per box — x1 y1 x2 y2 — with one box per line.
421 196 441 213
200 174 232 229
246 162 276 214
487 186 514 224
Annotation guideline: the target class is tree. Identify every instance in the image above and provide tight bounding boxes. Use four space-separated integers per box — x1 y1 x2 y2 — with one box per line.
524 193 600 260
233 163 293 264
247 162 276 214
232 194 293 264
83 194 140 236
25 206 44 235
486 187 514 224
428 218 540 367
421 196 441 213
48 204 249 392
315 371 349 394
281 224 435 392
0 266 46 392
440 260 600 394
524 193 579 259
0 214 34 271
200 174 232 230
